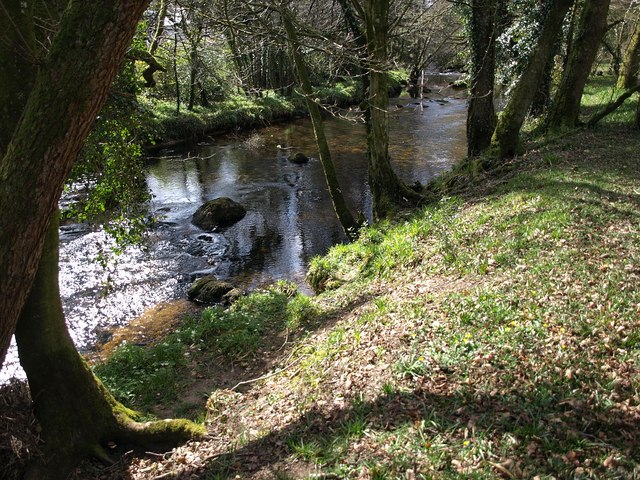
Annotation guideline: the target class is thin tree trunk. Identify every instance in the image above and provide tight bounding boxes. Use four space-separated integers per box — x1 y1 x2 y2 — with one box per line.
466 0 498 157
173 26 181 113
188 49 198 111
281 8 360 238
545 0 611 130
617 17 640 89
492 0 574 159
363 0 422 219
149 0 168 55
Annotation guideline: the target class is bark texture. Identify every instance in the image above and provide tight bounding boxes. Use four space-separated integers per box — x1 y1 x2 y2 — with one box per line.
16 215 204 479
545 0 611 130
617 16 640 89
0 3 204 475
492 0 574 159
282 8 360 237
0 0 151 369
0 0 36 155
466 0 499 157
363 0 422 219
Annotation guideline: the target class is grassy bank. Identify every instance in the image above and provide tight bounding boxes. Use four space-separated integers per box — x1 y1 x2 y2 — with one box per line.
143 70 411 148
88 77 640 479
143 80 365 148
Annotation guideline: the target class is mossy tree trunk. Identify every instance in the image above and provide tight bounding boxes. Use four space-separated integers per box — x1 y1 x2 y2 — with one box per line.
545 0 611 130
0 0 155 368
0 1 36 155
362 0 422 220
16 214 204 479
466 0 500 157
491 0 574 159
530 43 558 117
617 16 640 89
281 7 360 238
0 0 204 475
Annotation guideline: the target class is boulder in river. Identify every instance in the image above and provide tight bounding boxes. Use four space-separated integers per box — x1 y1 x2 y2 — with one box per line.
287 152 309 164
187 275 234 304
192 197 246 230
221 288 245 306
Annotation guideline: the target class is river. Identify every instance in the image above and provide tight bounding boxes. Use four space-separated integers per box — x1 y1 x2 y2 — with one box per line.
1 76 467 380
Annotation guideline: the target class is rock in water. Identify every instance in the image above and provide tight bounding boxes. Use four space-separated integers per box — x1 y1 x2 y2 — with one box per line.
187 275 234 304
192 197 246 230
287 152 309 164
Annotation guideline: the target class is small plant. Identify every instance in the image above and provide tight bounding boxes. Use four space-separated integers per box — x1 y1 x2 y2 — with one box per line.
394 353 428 380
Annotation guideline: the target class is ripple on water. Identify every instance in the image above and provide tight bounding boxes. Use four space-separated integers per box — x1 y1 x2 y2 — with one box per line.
1 93 468 383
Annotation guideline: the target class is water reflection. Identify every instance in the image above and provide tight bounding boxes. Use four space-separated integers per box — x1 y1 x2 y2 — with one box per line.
1 93 467 381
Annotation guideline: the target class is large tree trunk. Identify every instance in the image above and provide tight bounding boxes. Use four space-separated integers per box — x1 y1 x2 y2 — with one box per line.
281 8 360 238
0 0 36 156
545 0 611 130
466 0 499 157
15 214 204 479
0 0 154 369
0 1 205 475
530 44 558 117
617 16 640 89
492 0 574 159
363 0 422 219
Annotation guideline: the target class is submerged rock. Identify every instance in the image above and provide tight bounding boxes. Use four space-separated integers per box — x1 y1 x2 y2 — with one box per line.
192 197 246 231
287 152 309 164
187 275 234 304
221 288 245 306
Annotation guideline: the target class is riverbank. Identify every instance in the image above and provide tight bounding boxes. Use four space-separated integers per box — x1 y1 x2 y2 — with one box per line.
143 71 412 151
81 81 640 478
3 78 638 479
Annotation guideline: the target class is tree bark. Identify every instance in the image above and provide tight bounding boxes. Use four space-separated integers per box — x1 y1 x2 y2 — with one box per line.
149 0 168 55
617 16 640 89
492 0 574 159
586 83 640 126
545 0 611 130
530 43 558 117
0 0 154 370
16 214 204 479
466 0 499 157
0 0 36 156
281 8 360 238
362 0 422 219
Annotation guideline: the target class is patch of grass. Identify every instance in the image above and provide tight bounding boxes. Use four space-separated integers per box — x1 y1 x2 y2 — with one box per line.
145 80 364 145
95 282 321 410
280 92 640 478
93 340 185 406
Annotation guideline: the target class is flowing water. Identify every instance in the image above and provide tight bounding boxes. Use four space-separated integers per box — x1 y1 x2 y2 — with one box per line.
1 77 467 380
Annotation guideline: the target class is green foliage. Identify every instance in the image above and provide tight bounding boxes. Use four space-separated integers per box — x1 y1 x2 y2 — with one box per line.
94 340 185 406
146 79 364 145
495 1 548 95
146 93 299 142
95 282 320 410
64 58 154 262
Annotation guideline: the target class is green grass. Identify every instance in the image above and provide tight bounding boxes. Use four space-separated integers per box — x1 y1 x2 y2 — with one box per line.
93 75 640 478
143 79 365 144
277 77 640 478
94 281 320 411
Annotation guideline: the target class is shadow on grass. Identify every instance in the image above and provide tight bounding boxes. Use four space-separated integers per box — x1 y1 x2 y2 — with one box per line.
189 376 640 478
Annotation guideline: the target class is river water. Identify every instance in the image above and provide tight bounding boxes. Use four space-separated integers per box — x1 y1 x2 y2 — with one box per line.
1 78 467 380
